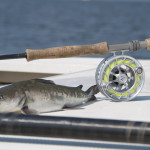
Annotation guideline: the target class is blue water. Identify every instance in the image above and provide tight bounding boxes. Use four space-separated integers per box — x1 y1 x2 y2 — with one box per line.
0 0 150 59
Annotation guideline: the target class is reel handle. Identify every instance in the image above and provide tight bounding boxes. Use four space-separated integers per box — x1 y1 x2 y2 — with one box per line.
26 42 108 61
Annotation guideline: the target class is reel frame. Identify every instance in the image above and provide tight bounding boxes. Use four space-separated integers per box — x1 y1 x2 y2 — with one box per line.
95 51 145 101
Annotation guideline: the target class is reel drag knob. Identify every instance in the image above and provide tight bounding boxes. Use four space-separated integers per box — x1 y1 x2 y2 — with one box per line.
95 55 144 101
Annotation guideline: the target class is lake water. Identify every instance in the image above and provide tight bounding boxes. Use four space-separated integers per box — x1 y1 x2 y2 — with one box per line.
0 0 150 59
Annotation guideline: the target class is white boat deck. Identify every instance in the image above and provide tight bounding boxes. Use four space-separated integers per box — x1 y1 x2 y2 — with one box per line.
0 57 100 74
44 63 150 122
0 57 150 149
0 57 101 83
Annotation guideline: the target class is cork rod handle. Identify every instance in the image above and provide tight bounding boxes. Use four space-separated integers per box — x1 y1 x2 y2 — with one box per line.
26 42 108 61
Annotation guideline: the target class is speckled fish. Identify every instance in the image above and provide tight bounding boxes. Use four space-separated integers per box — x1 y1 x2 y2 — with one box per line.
0 79 99 114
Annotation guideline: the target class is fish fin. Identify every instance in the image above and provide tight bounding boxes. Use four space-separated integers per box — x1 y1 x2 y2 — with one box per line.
89 95 97 101
24 91 34 102
86 85 99 95
76 84 83 89
13 110 23 114
89 95 96 100
21 106 39 115
34 79 55 85
79 99 97 107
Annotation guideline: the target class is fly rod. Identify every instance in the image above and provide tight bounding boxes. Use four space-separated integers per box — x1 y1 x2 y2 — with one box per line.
0 113 149 144
0 38 149 102
0 39 149 61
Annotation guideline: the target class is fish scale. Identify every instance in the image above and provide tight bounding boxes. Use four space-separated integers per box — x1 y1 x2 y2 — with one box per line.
0 79 98 114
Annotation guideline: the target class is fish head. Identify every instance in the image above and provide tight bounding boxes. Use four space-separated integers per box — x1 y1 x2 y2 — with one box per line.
0 85 23 102
0 90 25 112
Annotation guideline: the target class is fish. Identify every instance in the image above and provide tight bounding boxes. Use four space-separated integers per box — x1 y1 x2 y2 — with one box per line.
0 79 99 114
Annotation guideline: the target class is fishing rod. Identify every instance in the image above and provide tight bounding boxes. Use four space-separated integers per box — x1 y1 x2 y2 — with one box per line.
0 38 149 101
0 39 149 61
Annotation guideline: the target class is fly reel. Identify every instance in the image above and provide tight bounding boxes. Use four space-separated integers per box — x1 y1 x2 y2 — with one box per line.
96 53 144 101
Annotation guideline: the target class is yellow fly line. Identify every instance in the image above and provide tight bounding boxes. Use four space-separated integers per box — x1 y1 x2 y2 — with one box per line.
103 59 141 97
104 59 136 83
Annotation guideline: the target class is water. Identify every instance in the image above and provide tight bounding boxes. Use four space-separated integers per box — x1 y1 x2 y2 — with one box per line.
0 0 150 59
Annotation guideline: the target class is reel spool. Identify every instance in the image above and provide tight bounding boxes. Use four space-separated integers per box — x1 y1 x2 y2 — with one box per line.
96 53 144 101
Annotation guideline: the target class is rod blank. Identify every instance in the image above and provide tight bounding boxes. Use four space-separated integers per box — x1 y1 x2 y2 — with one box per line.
0 113 149 144
0 53 26 60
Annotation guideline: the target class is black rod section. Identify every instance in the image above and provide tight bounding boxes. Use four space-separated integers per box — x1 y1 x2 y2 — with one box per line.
0 53 26 60
0 113 149 144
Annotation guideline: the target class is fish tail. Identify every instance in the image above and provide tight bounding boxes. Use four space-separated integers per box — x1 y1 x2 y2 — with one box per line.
86 85 99 98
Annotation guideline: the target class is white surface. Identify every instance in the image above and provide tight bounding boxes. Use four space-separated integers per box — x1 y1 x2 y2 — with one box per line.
0 57 100 74
0 58 150 149
43 59 150 122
